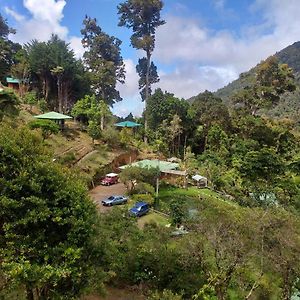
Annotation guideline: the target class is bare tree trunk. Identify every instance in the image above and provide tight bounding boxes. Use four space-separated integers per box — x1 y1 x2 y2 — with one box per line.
144 50 151 144
282 267 292 300
57 76 63 113
26 286 34 300
101 115 104 130
45 76 50 102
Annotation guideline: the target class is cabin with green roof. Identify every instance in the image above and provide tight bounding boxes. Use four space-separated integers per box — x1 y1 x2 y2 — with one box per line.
6 77 20 91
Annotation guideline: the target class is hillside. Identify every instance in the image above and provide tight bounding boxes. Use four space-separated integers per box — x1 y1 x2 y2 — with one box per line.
213 41 300 118
16 109 130 185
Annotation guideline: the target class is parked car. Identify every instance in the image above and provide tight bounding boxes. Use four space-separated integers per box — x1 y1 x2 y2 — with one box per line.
101 173 119 186
129 202 150 217
102 195 128 206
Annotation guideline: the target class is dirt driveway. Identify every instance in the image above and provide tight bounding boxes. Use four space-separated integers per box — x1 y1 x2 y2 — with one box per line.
89 183 127 212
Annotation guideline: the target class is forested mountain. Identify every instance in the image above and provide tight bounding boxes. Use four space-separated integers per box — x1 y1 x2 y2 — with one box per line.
213 41 300 119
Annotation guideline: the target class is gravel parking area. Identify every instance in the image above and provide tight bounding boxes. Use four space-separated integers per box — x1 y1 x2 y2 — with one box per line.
89 183 127 212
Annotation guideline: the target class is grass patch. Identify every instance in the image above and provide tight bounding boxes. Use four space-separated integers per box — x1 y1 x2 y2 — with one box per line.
157 186 237 214
138 211 170 228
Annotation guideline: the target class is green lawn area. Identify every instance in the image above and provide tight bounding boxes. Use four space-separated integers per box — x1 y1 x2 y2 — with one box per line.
157 186 237 215
137 211 170 228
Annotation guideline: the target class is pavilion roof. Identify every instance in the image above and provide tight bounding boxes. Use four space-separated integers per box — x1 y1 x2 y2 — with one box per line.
114 121 142 128
34 111 72 120
6 77 20 84
119 159 179 172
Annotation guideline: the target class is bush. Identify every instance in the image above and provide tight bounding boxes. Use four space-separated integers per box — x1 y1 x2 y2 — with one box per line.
23 91 37 107
147 289 183 300
38 98 48 113
28 119 59 140
133 182 155 195
102 126 120 148
131 194 155 206
58 151 76 165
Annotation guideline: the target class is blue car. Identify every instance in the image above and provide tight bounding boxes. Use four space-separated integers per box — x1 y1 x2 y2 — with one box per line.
102 195 128 206
129 202 150 217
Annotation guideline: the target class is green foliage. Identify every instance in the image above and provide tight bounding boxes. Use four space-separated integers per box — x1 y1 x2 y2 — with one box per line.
169 200 187 226
134 182 155 195
71 94 93 122
120 166 159 193
0 88 19 121
0 125 103 299
136 57 159 101
239 148 284 183
87 120 102 144
25 35 90 110
101 126 121 148
132 194 155 206
28 119 59 140
147 289 183 300
23 91 37 106
58 151 76 166
81 16 125 105
120 127 133 146
38 98 47 113
0 14 21 81
147 88 189 131
206 125 229 157
118 0 165 53
118 0 165 133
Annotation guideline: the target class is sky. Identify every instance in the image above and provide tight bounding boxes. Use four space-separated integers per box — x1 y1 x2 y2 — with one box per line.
1 0 300 117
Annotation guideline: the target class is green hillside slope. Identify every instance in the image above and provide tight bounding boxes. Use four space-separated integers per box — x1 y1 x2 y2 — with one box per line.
213 41 300 119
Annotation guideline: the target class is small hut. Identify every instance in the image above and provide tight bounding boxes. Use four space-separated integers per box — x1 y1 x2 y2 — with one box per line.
34 111 72 130
6 77 20 92
192 174 208 188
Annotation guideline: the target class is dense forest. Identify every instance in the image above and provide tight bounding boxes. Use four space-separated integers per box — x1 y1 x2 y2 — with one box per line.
1 1 300 299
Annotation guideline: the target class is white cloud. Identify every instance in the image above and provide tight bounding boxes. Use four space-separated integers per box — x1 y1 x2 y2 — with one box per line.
4 7 25 22
5 0 84 58
5 0 68 43
156 65 237 99
69 36 85 59
114 59 143 117
154 0 300 97
117 59 140 99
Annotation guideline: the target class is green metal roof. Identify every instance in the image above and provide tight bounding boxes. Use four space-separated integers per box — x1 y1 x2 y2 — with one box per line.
119 159 179 172
34 111 72 120
6 77 20 84
115 121 142 128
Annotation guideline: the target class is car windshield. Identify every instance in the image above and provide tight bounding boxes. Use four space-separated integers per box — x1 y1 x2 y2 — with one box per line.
108 196 115 200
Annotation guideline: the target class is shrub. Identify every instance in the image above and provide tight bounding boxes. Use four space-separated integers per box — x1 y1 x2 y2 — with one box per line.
28 119 59 140
133 182 155 195
102 126 120 148
132 194 155 206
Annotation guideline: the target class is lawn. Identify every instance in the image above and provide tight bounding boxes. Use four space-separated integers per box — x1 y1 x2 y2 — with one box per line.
137 211 170 228
157 186 237 215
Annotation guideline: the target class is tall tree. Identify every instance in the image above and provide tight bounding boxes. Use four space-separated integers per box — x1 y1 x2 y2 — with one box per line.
0 13 21 81
25 40 52 101
81 16 125 106
26 35 89 111
136 57 159 101
118 0 165 135
0 125 103 299
10 49 30 99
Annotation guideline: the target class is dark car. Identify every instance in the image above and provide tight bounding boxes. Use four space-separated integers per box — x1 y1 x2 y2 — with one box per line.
129 202 150 217
102 195 128 206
